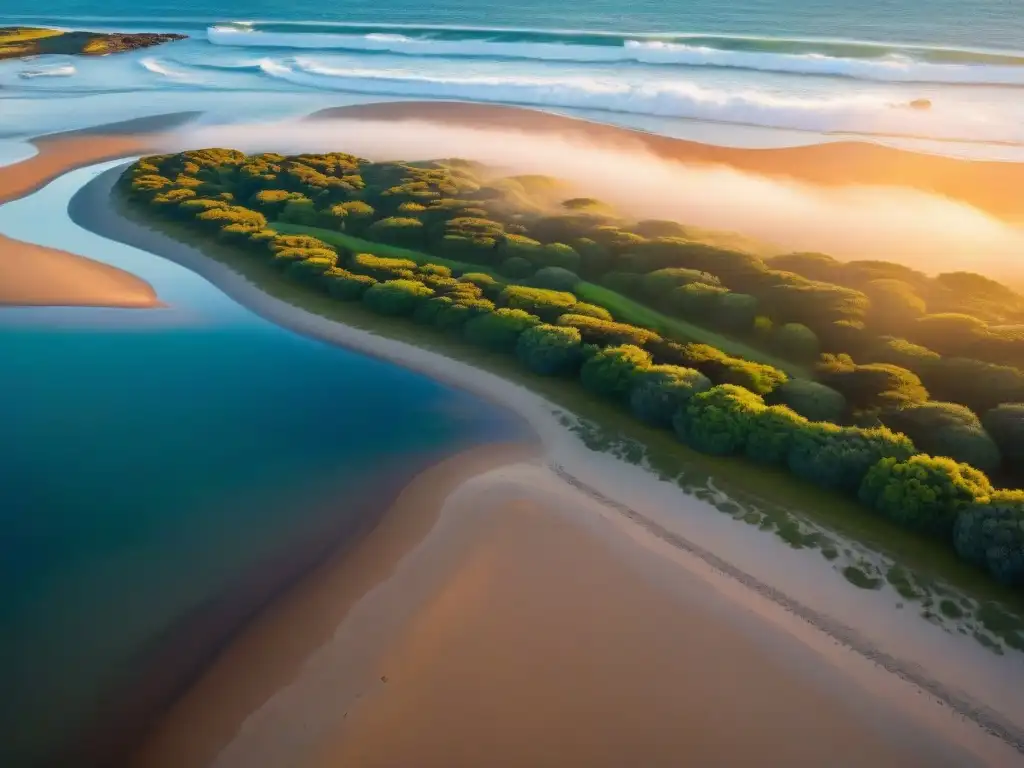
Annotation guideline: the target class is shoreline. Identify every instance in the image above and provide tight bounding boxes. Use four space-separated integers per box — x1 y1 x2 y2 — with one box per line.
129 442 541 768
0 113 200 309
72 163 1024 758
310 101 1024 222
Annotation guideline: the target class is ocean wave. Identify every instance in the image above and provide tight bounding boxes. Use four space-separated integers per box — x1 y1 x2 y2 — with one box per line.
139 57 203 83
208 25 1024 85
18 65 76 79
255 58 1018 143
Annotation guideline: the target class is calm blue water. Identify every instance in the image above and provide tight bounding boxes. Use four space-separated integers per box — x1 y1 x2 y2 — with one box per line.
0 162 527 765
1 0 1023 155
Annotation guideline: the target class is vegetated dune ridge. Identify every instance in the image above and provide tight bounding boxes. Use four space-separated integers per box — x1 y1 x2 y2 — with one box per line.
0 114 198 307
181 103 1024 281
67 165 1024 766
311 101 1024 223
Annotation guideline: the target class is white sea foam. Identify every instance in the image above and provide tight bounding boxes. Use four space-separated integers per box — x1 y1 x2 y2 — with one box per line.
18 65 76 79
254 59 1019 143
139 57 202 83
208 26 1024 85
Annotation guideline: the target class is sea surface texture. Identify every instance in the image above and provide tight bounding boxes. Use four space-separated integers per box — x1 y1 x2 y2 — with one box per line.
2 0 1023 156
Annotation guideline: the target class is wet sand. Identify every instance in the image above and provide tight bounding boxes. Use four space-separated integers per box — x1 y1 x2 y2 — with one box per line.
0 114 197 308
312 101 1024 222
131 457 992 768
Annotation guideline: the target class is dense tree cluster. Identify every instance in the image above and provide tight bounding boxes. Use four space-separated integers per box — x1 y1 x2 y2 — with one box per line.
123 149 1024 590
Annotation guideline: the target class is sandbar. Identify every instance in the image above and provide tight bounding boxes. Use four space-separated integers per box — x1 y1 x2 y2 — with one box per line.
312 101 1024 222
0 114 198 308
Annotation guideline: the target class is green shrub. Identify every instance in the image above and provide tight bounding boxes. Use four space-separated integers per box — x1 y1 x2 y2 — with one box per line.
767 380 846 422
859 455 993 540
268 234 331 253
879 401 1001 473
911 313 987 357
628 365 711 427
924 358 1024 414
464 308 539 352
580 344 652 400
871 336 940 377
271 247 336 270
533 266 581 292
365 217 425 247
642 268 719 301
570 302 613 321
746 405 808 466
417 263 452 278
788 423 915 495
279 198 320 225
774 323 820 361
349 252 419 281
501 256 534 279
672 343 787 396
459 272 498 290
954 494 1024 585
323 268 377 301
602 271 642 295
501 285 577 321
516 324 584 375
672 282 729 317
863 279 927 329
287 256 337 283
817 358 928 410
714 292 758 332
673 384 766 456
538 242 581 271
983 404 1024 468
556 314 661 347
363 279 434 316
327 200 375 234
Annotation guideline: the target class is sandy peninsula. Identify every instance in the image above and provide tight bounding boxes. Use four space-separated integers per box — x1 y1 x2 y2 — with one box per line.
8 109 1024 766
0 114 198 308
64 162 1024 767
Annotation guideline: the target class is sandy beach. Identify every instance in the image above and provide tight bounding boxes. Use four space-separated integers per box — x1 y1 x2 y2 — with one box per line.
0 114 198 308
312 101 1024 222
65 162 1024 766
134 455 962 768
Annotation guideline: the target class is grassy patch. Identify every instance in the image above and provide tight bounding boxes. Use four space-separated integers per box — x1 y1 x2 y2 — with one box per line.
0 27 65 45
843 566 883 590
275 223 810 378
575 282 810 378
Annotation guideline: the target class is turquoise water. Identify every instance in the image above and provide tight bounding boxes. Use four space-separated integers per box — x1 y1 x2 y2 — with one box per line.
0 163 526 765
1 0 1023 156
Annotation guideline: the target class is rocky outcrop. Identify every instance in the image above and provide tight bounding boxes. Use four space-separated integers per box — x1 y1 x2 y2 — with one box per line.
0 27 186 61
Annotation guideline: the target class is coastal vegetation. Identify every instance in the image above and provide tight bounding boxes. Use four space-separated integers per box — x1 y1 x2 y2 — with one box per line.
0 27 185 60
122 148 1024 593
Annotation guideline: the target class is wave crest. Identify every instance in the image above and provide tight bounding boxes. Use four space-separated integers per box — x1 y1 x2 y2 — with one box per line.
208 25 1024 85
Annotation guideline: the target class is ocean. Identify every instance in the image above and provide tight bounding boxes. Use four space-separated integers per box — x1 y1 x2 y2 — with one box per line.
1 0 1023 157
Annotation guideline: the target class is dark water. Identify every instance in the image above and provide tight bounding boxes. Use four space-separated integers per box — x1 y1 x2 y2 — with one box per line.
0 164 526 765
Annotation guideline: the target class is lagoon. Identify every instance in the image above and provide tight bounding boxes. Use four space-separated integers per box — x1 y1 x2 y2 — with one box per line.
0 161 526 765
